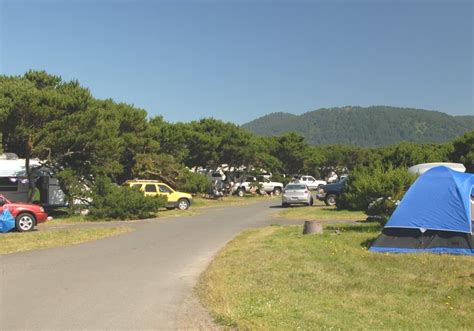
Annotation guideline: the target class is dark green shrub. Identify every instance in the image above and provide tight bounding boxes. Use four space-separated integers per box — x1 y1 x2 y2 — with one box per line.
88 176 166 220
366 198 399 224
338 166 416 220
177 171 211 194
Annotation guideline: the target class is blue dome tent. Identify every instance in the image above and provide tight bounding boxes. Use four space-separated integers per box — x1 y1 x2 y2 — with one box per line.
370 166 474 255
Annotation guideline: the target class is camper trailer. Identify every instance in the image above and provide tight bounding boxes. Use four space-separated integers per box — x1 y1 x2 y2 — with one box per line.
0 153 67 208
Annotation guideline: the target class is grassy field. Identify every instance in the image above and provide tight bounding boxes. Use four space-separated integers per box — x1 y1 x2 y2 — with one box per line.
277 201 367 221
193 195 271 208
0 227 132 254
198 222 474 330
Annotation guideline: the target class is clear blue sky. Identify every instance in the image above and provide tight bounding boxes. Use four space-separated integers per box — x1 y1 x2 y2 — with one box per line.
1 0 472 123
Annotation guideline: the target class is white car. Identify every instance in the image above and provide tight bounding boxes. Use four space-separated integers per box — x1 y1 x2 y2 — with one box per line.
233 176 284 197
295 176 327 190
282 183 313 207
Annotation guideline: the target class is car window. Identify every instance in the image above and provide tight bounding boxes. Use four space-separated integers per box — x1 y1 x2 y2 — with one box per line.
131 184 142 189
158 184 172 194
145 184 157 193
286 184 306 190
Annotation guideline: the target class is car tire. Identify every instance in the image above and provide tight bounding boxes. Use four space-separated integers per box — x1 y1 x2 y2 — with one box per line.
282 202 289 208
177 199 190 210
273 187 282 196
325 194 337 206
15 213 36 232
236 188 245 197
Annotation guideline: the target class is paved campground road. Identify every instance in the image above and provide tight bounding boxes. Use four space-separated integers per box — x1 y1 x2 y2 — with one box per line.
1 199 286 330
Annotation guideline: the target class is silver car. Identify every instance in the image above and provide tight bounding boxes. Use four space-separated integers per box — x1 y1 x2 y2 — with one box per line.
282 184 313 207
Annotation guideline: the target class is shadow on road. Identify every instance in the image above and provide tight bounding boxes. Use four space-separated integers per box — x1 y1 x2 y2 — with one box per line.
269 204 315 209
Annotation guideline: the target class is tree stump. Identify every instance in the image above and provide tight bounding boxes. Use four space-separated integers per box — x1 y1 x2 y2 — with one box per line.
303 221 323 235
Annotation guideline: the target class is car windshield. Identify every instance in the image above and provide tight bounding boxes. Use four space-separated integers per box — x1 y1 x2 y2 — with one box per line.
285 184 306 190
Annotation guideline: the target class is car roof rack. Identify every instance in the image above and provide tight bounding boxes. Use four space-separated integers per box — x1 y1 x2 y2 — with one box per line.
126 179 162 183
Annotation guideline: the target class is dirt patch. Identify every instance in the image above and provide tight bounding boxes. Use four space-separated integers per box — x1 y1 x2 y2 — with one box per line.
177 291 220 330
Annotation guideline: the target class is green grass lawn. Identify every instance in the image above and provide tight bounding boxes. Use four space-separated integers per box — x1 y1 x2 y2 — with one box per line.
277 201 367 221
197 222 474 330
193 195 274 208
0 227 133 254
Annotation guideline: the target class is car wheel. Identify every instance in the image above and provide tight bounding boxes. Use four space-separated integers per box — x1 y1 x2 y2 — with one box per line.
177 199 190 210
237 188 245 197
273 187 282 196
282 202 288 208
15 213 36 232
325 194 337 206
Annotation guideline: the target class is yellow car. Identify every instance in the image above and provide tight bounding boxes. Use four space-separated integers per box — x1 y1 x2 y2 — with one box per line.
123 180 193 210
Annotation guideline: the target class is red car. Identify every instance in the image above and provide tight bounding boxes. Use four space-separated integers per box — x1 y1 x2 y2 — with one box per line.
0 195 51 232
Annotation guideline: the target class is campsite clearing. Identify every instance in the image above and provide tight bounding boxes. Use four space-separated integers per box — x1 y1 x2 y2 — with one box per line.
198 222 474 330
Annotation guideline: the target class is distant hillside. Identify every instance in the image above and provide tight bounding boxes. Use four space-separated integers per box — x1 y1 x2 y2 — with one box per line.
242 106 474 147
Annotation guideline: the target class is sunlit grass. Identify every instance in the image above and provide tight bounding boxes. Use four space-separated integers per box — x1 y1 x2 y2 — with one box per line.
277 202 366 221
0 227 133 254
198 223 474 329
192 195 274 208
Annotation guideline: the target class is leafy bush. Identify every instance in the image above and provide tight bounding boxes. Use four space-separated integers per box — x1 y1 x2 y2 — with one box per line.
178 170 211 194
88 176 166 220
338 166 415 220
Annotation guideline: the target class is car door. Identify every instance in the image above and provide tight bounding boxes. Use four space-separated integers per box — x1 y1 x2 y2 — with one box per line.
260 178 272 192
157 184 174 202
144 183 158 197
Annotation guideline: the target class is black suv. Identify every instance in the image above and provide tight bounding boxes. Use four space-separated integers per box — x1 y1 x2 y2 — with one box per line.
316 177 348 206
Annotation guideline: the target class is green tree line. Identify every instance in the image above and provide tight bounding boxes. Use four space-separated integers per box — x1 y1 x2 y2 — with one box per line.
0 71 472 207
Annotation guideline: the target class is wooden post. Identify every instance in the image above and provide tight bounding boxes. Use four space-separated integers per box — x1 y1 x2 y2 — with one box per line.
303 221 323 235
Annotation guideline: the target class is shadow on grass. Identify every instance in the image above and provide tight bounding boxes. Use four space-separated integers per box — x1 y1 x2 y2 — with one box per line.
360 237 378 248
45 208 70 218
325 220 382 234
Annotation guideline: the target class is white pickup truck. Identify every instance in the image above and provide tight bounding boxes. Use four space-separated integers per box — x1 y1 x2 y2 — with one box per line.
233 176 284 197
294 175 327 190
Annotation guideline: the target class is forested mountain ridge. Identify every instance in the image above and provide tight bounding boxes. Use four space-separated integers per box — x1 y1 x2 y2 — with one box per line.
242 106 474 147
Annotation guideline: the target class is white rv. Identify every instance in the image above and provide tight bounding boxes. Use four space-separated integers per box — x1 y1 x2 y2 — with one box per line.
0 153 66 207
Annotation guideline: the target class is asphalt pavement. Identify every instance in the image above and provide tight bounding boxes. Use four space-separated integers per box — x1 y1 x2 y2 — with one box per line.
0 199 287 330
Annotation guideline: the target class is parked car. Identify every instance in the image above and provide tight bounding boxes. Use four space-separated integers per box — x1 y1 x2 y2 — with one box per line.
123 180 193 210
282 184 313 207
0 195 51 231
233 176 284 197
294 175 327 190
316 176 349 206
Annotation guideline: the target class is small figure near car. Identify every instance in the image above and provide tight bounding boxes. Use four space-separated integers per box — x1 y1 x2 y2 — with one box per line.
233 176 284 197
